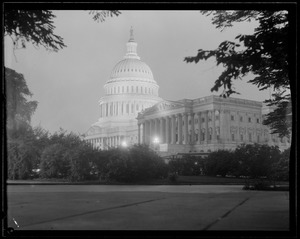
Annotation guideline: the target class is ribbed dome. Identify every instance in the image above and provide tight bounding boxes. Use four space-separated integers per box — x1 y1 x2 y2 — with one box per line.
106 28 157 84
109 58 155 82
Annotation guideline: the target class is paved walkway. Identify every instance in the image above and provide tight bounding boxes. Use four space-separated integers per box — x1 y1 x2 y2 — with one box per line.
6 185 290 232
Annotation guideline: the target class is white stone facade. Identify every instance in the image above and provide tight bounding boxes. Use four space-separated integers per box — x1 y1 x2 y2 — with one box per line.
84 29 162 149
137 96 291 156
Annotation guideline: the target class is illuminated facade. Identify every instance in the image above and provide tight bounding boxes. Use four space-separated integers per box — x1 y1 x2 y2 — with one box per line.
137 95 290 156
84 28 162 149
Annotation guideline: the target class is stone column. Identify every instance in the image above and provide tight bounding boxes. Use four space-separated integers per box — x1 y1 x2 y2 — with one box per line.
212 110 216 141
160 118 164 143
171 115 176 144
155 118 159 137
138 123 141 144
205 110 209 144
165 116 170 144
149 119 153 143
178 113 183 144
142 122 146 144
190 112 195 144
197 112 201 144
184 113 189 144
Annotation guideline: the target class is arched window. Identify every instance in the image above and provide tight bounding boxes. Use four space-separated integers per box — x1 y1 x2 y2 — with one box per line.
126 103 129 114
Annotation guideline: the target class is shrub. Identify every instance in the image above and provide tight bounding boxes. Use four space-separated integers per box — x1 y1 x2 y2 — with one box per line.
7 138 39 180
93 144 168 183
168 155 205 176
204 150 235 177
39 144 71 179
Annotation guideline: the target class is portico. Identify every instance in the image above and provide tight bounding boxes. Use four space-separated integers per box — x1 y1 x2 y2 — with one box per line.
137 95 290 156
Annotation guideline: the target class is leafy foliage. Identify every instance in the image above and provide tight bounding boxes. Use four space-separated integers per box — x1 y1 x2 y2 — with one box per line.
234 144 281 180
4 10 66 51
168 155 205 176
89 10 121 22
5 67 38 134
184 10 292 137
205 150 235 177
92 144 168 183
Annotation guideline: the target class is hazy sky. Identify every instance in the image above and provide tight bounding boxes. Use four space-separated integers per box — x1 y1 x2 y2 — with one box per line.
5 10 271 134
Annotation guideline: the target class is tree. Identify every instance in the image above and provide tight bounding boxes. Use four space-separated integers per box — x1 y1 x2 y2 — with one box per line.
5 67 38 134
4 9 121 53
39 144 70 179
4 10 66 52
205 150 235 177
234 143 281 180
89 10 121 22
184 10 293 137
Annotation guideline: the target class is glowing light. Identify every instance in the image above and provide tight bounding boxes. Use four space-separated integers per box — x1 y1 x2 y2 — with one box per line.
153 137 159 144
121 141 127 147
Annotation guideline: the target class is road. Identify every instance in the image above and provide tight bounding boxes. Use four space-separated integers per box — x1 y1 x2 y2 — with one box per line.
6 185 290 232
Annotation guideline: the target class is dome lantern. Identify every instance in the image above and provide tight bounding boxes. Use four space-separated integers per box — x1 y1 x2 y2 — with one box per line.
125 27 140 60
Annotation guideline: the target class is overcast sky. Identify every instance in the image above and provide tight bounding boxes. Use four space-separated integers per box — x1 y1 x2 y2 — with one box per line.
5 10 272 135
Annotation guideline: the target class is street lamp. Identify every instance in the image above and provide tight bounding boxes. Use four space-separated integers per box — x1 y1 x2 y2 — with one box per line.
153 137 160 151
153 137 159 144
121 141 128 148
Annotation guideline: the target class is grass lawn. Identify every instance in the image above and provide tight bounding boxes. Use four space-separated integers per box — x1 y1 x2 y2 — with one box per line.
7 175 289 188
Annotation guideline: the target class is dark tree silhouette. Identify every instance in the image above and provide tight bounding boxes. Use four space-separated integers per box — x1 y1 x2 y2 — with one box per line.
185 10 293 137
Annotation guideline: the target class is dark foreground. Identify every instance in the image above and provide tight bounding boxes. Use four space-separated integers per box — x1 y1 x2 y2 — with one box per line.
5 184 290 234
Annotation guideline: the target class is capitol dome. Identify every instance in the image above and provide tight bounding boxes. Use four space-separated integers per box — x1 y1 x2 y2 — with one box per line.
109 58 155 83
85 27 162 149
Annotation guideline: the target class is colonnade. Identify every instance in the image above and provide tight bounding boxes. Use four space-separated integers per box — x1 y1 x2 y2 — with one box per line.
87 135 125 149
99 101 152 118
138 110 220 145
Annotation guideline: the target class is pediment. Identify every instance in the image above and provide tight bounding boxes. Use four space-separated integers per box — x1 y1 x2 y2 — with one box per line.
142 100 185 115
85 125 102 136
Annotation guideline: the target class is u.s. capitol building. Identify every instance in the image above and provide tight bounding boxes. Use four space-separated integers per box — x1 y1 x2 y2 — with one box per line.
84 29 290 155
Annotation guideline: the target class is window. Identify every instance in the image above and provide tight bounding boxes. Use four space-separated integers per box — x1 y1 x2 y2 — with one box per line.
136 86 138 93
231 115 234 121
257 118 260 123
202 118 205 123
257 135 260 142
232 134 235 141
249 133 252 142
189 120 191 125
131 86 134 93
248 117 251 123
216 115 219 120
195 119 198 124
240 134 243 141
240 116 243 122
